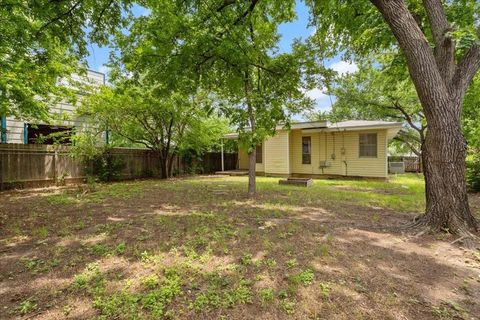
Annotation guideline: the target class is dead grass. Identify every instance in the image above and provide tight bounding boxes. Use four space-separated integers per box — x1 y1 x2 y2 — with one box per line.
0 174 479 320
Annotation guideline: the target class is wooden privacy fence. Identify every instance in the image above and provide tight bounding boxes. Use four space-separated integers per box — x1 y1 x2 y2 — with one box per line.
388 156 422 173
0 144 237 190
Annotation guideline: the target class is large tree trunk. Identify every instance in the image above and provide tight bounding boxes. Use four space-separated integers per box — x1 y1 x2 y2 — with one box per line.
159 154 168 179
167 154 175 178
421 108 477 232
245 70 257 197
248 147 256 197
371 0 479 235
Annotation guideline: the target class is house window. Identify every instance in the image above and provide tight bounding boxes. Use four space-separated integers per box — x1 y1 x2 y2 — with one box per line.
302 136 311 164
256 144 262 164
359 133 377 158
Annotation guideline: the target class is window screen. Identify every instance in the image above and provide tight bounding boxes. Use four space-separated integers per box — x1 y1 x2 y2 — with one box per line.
359 133 377 157
256 144 263 163
302 136 311 164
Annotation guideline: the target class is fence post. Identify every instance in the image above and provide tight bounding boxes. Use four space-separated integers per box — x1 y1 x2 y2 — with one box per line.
221 140 224 172
53 149 57 182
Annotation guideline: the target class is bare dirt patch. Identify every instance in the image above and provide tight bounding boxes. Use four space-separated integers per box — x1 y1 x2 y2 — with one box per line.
0 176 479 319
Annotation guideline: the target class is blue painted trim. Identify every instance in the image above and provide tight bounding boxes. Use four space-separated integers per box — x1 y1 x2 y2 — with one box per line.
1 115 6 143
24 123 29 144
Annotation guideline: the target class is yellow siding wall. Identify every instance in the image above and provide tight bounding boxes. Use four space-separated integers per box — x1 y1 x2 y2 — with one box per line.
238 129 387 178
264 131 290 174
345 130 387 177
238 147 249 170
238 144 265 172
256 144 265 172
289 129 388 178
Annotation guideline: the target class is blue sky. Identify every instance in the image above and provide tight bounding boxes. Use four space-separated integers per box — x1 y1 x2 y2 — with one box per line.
86 1 358 114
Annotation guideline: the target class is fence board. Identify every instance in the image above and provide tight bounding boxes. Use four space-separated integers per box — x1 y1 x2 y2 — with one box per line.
0 144 238 190
388 156 422 173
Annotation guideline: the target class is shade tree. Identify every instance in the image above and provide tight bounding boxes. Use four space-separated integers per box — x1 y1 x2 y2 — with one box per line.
111 0 313 195
307 0 480 236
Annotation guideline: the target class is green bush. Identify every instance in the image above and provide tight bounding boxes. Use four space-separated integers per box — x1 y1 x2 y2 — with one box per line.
466 154 480 192
87 151 125 182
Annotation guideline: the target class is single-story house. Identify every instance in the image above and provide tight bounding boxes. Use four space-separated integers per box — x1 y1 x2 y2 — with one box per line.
224 120 402 179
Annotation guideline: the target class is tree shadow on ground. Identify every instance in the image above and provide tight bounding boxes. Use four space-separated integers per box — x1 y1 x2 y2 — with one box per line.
0 177 479 319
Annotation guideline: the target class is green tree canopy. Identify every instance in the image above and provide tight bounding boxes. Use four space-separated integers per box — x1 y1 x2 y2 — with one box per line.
79 79 229 178
109 0 313 194
324 61 425 156
464 75 480 152
1 0 130 119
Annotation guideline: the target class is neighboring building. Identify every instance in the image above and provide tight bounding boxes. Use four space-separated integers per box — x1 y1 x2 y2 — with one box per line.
225 120 402 179
0 70 105 144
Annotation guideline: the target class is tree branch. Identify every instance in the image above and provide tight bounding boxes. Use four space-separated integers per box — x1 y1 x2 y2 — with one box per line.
216 0 236 12
390 101 422 133
37 0 83 35
422 0 455 83
394 135 421 157
452 44 480 99
95 0 116 26
369 0 451 122
232 0 259 26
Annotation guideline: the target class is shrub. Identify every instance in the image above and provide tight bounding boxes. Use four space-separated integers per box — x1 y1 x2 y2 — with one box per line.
87 151 125 182
466 154 480 192
70 135 125 182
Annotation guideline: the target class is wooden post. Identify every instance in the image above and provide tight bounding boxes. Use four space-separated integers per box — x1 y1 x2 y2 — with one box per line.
221 139 224 172
53 149 57 183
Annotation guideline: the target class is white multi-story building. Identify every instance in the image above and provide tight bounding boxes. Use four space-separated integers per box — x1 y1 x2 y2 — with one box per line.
1 70 105 144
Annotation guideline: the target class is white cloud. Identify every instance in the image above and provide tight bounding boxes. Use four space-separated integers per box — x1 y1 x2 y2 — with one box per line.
329 60 358 75
303 87 336 112
305 87 327 100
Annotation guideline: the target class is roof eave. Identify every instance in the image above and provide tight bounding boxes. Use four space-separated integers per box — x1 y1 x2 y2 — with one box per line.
301 123 402 133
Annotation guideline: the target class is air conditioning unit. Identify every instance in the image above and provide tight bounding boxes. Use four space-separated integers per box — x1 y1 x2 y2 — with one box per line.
389 162 405 174
319 161 331 168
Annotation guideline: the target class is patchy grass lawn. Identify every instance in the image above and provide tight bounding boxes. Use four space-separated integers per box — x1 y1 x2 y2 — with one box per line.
0 174 479 319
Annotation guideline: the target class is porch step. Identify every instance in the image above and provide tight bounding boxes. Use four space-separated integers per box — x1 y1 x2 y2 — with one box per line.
215 170 249 176
278 178 313 187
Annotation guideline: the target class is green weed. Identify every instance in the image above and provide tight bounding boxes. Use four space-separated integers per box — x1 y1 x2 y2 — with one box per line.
286 258 298 269
318 282 331 298
17 299 37 315
281 298 296 315
290 268 315 286
224 280 253 307
258 288 274 303
240 253 253 266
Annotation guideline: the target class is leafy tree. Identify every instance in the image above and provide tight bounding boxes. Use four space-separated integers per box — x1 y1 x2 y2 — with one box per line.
463 75 480 153
308 0 480 236
79 82 228 179
327 62 426 158
111 0 312 196
0 0 130 119
211 43 311 196
464 75 480 192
